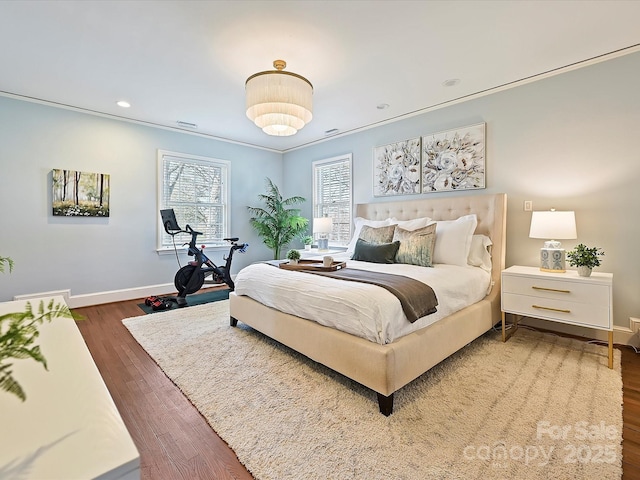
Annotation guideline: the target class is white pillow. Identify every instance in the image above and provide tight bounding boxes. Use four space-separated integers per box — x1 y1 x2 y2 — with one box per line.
468 234 493 272
346 217 393 256
389 216 432 231
432 214 478 266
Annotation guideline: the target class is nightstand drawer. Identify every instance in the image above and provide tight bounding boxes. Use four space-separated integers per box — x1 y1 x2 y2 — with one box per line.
502 293 611 329
502 274 609 306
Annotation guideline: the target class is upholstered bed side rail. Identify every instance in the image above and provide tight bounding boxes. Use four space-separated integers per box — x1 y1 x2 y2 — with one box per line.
385 299 493 392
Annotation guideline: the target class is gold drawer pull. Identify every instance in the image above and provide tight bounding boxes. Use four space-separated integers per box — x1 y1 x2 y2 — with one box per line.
532 286 571 294
532 304 571 313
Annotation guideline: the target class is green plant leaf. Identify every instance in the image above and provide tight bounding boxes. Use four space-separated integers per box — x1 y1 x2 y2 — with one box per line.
0 370 26 402
0 300 74 401
0 256 14 274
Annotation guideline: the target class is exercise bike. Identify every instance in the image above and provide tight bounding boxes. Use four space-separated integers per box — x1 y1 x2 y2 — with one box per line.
161 209 248 307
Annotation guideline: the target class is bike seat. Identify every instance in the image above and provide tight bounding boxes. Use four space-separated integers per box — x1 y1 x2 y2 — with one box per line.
224 237 239 242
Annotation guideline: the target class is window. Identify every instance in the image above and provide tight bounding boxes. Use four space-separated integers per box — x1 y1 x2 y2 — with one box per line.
157 150 229 249
313 154 352 245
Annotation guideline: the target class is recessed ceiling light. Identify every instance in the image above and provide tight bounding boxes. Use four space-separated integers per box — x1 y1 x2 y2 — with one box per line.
377 103 390 110
116 100 131 108
442 79 461 87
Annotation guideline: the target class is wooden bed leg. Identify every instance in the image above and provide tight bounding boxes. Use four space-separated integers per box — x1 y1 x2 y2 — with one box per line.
230 316 238 327
377 392 394 416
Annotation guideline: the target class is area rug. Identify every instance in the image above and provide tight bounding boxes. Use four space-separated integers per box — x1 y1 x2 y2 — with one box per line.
136 288 229 314
122 301 623 480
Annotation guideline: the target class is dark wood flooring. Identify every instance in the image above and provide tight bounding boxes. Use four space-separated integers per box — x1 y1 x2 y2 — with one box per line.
74 293 253 480
74 295 640 480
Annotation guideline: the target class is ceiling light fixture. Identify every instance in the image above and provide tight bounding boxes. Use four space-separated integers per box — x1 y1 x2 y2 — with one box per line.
245 59 313 137
116 100 131 108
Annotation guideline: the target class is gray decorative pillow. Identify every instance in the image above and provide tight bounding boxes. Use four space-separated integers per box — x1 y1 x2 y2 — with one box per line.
359 224 396 245
352 239 400 264
393 223 437 267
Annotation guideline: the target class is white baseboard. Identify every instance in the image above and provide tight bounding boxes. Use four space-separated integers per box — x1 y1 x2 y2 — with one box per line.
513 316 640 348
14 289 72 304
15 284 178 308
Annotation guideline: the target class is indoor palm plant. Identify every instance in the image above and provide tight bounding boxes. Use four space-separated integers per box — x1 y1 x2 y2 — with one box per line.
567 244 605 277
247 178 309 260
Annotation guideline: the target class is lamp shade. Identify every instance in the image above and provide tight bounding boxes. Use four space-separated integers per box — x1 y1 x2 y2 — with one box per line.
246 60 313 137
529 211 577 240
313 216 333 234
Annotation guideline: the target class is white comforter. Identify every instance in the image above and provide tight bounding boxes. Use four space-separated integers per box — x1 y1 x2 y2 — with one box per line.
233 253 491 344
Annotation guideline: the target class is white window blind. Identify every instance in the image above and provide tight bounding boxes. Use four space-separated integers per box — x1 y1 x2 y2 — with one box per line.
313 154 352 245
157 150 229 249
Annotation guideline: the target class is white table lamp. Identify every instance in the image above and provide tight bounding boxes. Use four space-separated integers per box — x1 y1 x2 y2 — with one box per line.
529 210 577 273
313 216 333 251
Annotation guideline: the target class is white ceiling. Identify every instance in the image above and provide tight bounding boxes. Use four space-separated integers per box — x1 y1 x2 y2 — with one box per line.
1 1 639 152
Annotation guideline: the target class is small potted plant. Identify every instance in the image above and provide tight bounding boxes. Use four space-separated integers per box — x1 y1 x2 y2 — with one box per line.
301 235 313 250
286 249 301 265
567 244 604 277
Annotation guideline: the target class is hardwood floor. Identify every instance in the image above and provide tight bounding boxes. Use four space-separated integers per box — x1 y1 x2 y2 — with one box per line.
74 295 253 480
623 346 640 479
75 297 640 480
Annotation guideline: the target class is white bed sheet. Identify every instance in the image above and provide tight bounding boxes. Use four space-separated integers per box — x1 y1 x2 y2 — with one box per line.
234 252 491 344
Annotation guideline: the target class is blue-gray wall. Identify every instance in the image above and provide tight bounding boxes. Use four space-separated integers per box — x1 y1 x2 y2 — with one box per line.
0 96 281 303
1 51 638 329
284 51 640 329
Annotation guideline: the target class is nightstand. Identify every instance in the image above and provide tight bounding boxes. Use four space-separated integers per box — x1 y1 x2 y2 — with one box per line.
501 265 613 368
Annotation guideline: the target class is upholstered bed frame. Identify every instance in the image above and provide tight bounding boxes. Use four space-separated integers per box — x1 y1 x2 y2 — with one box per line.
229 193 507 415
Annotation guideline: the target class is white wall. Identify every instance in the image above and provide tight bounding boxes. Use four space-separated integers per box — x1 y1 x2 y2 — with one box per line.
283 51 640 329
0 97 282 304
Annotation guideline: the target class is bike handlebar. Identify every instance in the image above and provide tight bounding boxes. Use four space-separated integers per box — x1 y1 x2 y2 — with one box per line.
177 224 247 253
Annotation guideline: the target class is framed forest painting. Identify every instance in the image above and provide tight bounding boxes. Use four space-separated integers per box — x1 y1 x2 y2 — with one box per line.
421 123 485 193
52 169 110 217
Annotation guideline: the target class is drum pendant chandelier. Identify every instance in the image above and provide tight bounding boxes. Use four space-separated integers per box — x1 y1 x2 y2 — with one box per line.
245 59 313 136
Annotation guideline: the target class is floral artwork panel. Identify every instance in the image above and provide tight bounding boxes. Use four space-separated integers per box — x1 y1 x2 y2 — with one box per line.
52 169 110 217
421 123 486 193
373 137 421 196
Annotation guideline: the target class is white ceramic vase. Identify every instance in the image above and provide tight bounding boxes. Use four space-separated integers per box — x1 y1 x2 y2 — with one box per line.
577 266 592 277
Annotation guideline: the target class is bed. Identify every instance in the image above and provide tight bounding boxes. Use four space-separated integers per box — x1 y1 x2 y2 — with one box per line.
229 193 507 415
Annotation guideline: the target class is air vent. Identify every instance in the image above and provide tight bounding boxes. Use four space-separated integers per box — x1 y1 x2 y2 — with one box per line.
324 128 339 136
177 121 198 129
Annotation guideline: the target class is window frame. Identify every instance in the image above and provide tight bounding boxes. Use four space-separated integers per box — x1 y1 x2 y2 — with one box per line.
156 149 230 252
312 153 353 247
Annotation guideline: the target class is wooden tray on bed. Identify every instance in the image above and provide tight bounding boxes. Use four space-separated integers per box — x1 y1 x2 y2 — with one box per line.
279 259 346 271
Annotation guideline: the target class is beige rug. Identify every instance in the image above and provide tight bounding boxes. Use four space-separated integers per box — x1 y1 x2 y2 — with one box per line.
123 301 623 480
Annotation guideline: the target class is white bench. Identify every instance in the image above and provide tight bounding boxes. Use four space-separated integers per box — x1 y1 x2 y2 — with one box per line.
0 296 140 479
